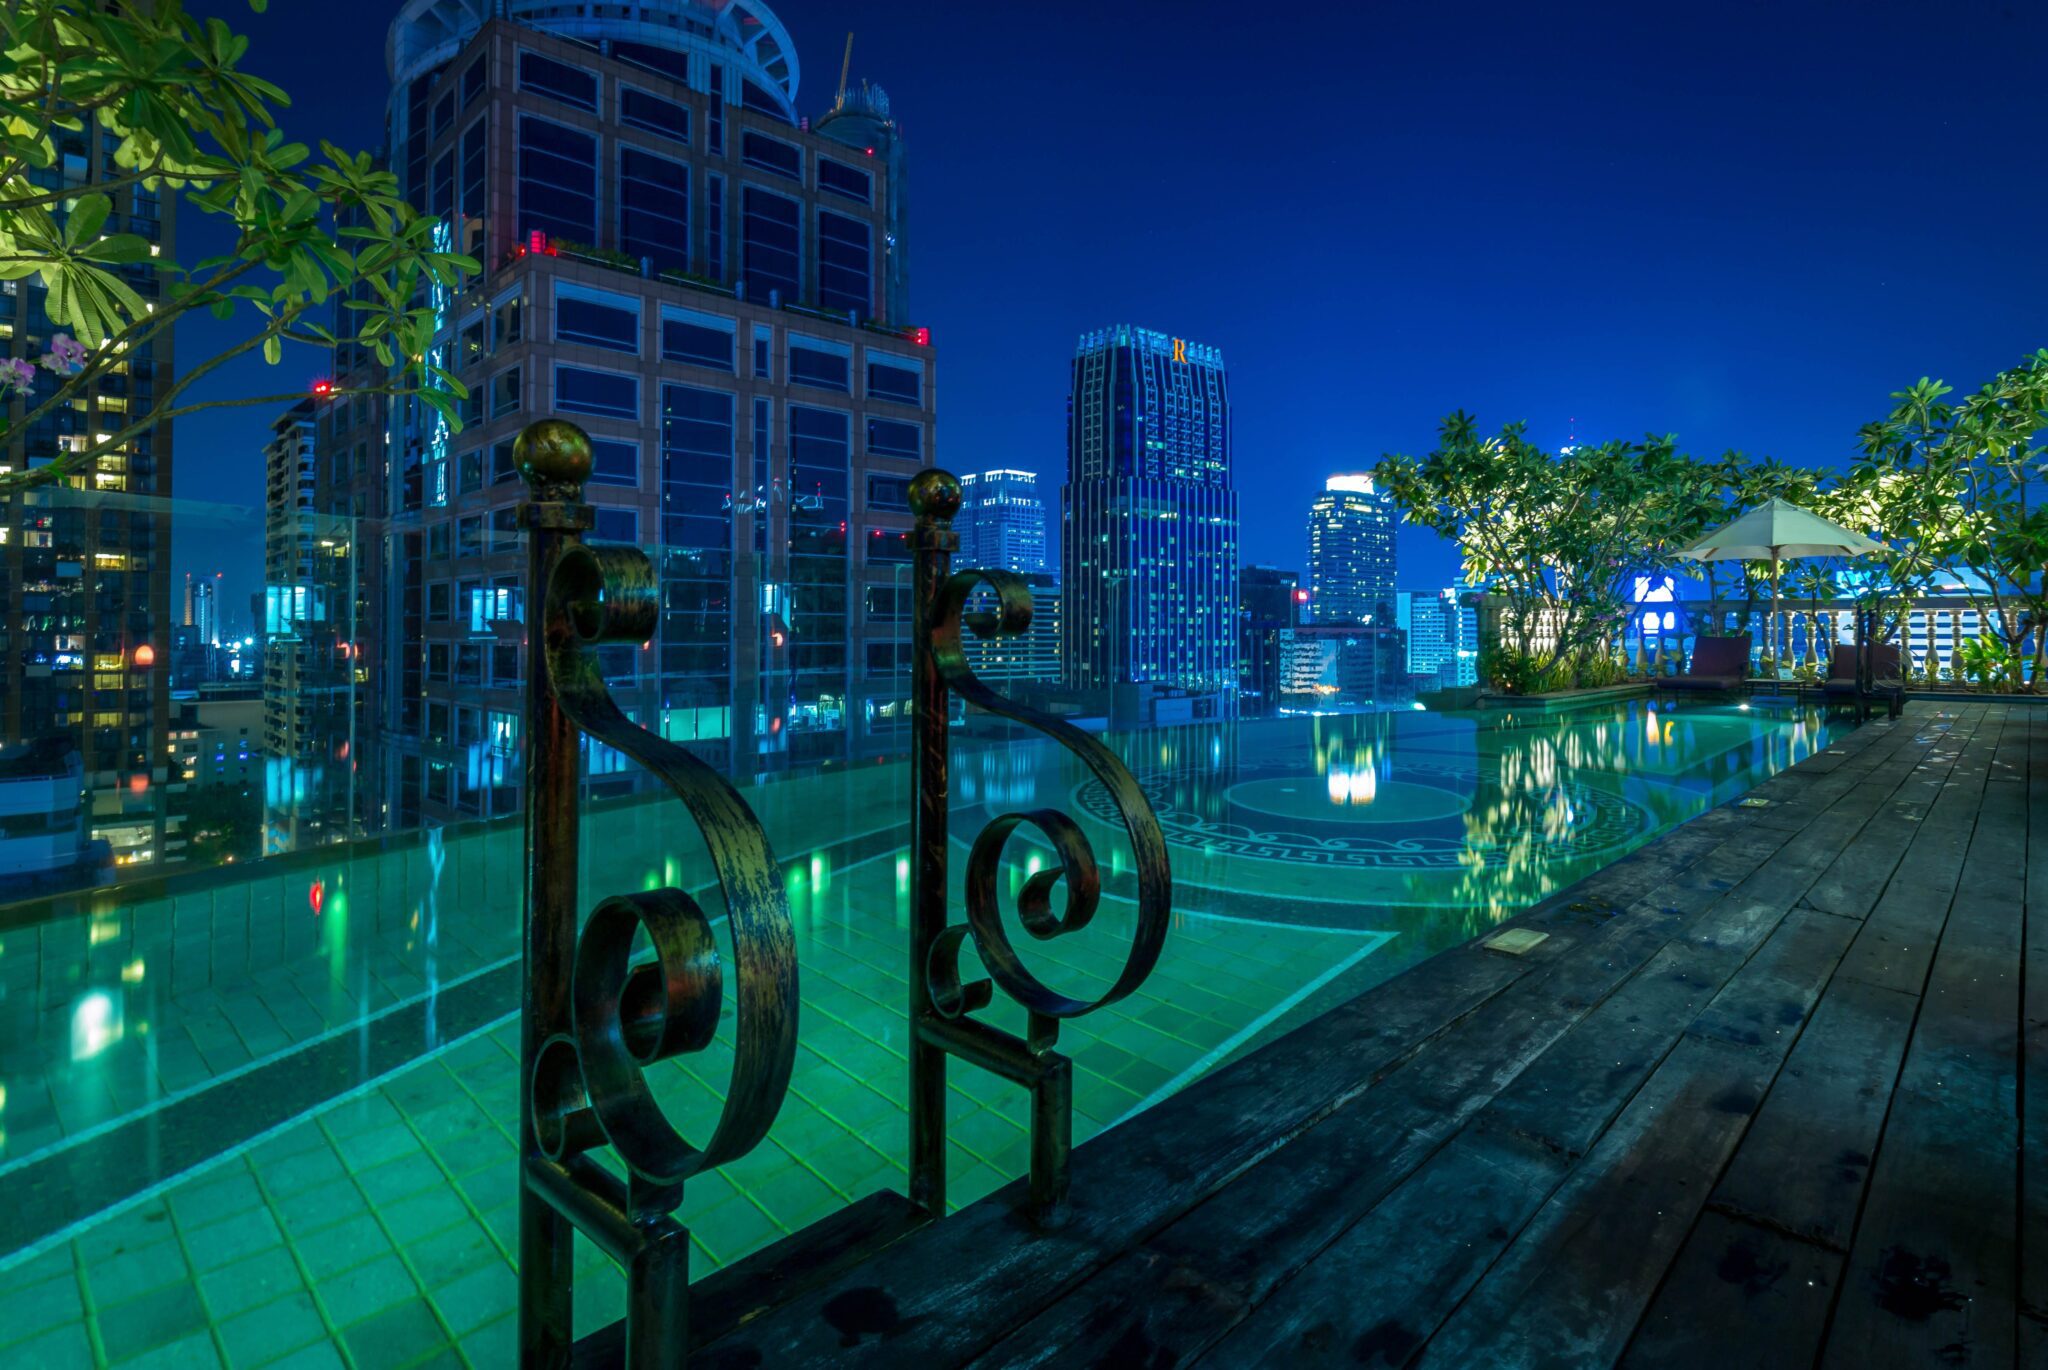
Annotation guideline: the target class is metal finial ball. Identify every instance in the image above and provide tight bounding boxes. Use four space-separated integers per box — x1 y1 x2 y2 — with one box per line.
516 419 593 491
907 468 962 520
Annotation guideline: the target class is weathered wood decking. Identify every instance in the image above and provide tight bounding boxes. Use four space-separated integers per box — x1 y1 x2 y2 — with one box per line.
695 702 2045 1368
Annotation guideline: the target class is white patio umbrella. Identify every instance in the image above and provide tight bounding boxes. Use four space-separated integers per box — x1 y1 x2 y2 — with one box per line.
1678 498 1883 674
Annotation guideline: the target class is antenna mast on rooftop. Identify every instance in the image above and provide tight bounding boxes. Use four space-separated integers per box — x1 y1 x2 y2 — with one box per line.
835 32 854 109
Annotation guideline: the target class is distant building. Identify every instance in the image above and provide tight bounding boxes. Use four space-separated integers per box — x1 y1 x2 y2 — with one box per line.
1398 589 1478 689
1308 474 1396 625
960 572 1062 686
1 124 175 880
0 738 106 897
185 573 221 646
1280 622 1411 711
1062 325 1239 707
1240 565 1304 716
957 469 1049 575
263 400 359 854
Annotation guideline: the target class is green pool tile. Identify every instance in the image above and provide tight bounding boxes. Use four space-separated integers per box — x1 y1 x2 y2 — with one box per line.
354 1152 445 1208
77 1205 177 1264
119 1331 224 1369
453 1164 514 1215
291 1214 394 1282
425 1263 514 1339
0 1269 84 1347
197 1251 307 1324
455 1312 515 1370
260 1339 346 1370
2 1318 94 1369
316 1254 421 1331
750 1162 844 1219
330 1125 417 1176
96 1280 210 1364
217 1290 326 1368
258 1146 349 1201
270 1184 370 1242
185 1206 287 1275
685 1197 784 1265
375 1189 472 1247
404 1221 501 1292
84 1241 192 1308
338 1299 450 1370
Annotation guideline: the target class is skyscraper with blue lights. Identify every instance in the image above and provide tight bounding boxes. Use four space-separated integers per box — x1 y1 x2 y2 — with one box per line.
1308 474 1396 624
957 469 1049 575
1062 326 1238 702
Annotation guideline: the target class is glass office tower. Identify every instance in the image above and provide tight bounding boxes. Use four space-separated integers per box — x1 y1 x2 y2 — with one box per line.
1061 326 1238 704
1308 474 1396 625
957 468 1049 575
327 0 937 829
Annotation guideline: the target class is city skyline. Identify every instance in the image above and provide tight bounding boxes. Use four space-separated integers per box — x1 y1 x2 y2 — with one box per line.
165 0 2048 597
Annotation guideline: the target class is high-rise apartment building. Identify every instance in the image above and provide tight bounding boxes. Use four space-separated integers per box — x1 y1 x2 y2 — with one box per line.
960 572 1062 688
1308 474 1395 625
327 0 936 829
1398 588 1478 689
1062 326 1238 703
0 123 174 878
1240 565 1303 715
263 400 360 853
957 469 1049 575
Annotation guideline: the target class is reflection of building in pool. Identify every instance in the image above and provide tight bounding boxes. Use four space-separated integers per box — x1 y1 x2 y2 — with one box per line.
1307 475 1396 626
1397 589 1478 689
1279 623 1412 711
956 469 1049 575
1062 326 1239 706
1240 565 1304 716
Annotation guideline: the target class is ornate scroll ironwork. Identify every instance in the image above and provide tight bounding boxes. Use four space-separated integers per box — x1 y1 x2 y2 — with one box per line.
906 469 1172 1226
515 419 797 1369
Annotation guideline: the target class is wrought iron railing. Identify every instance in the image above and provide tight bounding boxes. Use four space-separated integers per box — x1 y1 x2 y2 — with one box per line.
510 434 1174 1364
904 469 1172 1226
515 419 798 1366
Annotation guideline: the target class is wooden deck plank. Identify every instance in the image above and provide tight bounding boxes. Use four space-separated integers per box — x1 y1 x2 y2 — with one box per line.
960 720 1951 1366
2021 714 2048 1355
691 702 2044 1370
1617 1211 1842 1368
1821 710 2022 1368
1415 1035 1796 1367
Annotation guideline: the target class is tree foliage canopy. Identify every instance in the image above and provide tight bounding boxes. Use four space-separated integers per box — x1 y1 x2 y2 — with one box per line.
0 0 474 493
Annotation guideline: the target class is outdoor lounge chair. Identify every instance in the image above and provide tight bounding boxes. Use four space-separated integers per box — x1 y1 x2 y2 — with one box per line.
1664 634 1752 692
1823 642 1904 716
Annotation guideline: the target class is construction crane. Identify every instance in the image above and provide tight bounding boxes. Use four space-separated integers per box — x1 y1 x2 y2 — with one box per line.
835 32 854 109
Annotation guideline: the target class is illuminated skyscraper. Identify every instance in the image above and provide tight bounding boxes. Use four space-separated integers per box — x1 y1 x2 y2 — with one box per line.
1062 326 1238 702
0 127 174 880
329 0 935 828
957 469 1048 575
1308 474 1396 625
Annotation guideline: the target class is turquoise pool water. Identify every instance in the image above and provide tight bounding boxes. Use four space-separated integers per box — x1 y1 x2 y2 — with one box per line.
0 698 1840 1368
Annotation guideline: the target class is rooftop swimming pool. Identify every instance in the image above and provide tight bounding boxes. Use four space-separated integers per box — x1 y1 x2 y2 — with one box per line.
0 698 1840 1367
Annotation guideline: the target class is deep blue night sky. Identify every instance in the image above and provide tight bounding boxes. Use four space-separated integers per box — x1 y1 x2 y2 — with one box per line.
175 0 2048 617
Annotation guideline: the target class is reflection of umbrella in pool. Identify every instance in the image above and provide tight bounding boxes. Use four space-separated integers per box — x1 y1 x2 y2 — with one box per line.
1678 498 1882 675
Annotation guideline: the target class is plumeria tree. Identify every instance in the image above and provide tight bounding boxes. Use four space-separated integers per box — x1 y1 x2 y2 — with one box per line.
1851 355 2048 689
0 0 473 494
1376 413 1720 692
